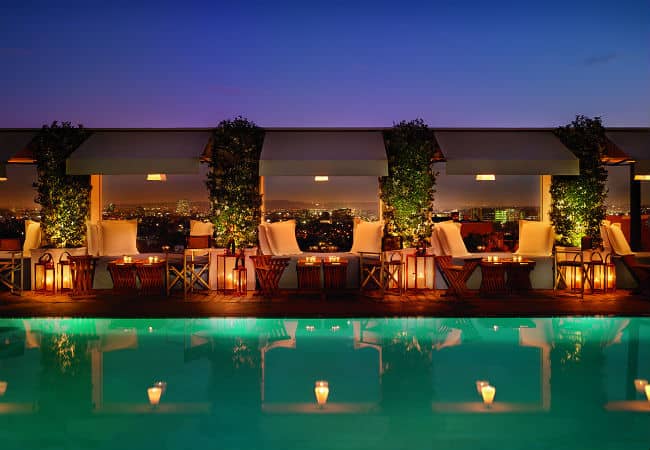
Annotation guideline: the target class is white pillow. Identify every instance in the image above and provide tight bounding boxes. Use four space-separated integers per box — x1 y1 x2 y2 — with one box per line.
437 222 470 257
258 223 273 255
23 220 42 257
600 222 612 251
515 220 554 256
265 220 302 256
99 220 139 256
190 220 214 236
607 223 633 255
429 227 444 256
350 219 383 253
86 222 100 256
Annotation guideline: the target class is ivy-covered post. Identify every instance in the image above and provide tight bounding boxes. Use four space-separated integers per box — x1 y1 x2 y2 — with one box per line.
380 119 437 247
550 115 608 246
206 117 264 248
33 122 91 248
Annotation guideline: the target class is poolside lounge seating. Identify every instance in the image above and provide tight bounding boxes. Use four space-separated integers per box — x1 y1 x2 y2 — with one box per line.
250 255 290 297
435 255 480 298
602 221 650 292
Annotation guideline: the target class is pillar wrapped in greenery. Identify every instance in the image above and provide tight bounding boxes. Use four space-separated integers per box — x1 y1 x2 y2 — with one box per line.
33 122 91 248
380 119 437 247
206 117 264 247
550 115 608 246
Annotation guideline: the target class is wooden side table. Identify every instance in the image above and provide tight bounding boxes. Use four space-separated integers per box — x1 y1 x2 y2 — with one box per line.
108 260 137 294
323 259 348 294
296 258 322 292
69 255 97 297
479 260 508 297
507 259 536 293
136 261 166 296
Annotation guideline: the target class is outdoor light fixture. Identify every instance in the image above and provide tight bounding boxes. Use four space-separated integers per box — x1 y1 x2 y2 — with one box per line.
146 174 167 181
0 381 7 396
34 252 56 294
481 384 496 407
314 380 329 407
634 379 648 393
475 174 496 181
58 252 72 293
634 175 650 181
0 177 6 182
314 176 329 182
147 386 162 406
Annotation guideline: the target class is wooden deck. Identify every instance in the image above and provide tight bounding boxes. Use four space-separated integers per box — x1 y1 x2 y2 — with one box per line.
0 288 648 318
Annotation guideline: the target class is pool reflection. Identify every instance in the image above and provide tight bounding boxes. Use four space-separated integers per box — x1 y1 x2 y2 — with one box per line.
0 317 648 449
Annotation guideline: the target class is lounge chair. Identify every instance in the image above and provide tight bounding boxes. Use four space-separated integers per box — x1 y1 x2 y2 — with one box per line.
603 222 650 295
435 255 480 298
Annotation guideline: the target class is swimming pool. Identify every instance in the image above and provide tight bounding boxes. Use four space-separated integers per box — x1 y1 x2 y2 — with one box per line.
0 317 648 449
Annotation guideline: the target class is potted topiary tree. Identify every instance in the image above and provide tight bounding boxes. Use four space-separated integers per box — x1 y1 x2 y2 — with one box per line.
30 121 91 290
550 115 608 247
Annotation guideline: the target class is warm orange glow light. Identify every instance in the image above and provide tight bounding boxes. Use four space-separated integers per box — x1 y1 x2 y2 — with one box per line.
481 385 496 407
147 386 162 406
646 385 650 402
634 175 650 181
146 174 167 181
633 379 647 393
314 380 329 407
314 176 329 182
475 174 496 181
476 380 490 395
0 381 7 396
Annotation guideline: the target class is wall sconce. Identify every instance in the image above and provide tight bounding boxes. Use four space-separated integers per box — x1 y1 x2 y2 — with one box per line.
475 174 495 181
634 379 648 393
314 176 329 182
58 251 72 293
34 252 56 294
314 380 329 407
0 380 7 396
147 386 162 406
633 175 650 181
146 174 167 181
481 384 496 408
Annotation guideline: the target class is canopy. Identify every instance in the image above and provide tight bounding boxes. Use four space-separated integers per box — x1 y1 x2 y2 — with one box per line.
259 130 388 176
0 131 36 178
66 130 211 175
435 130 579 175
605 130 650 174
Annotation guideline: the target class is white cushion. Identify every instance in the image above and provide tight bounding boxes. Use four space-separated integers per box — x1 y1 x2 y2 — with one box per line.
99 220 139 256
600 221 612 251
429 227 444 256
258 223 273 255
190 220 214 236
350 219 383 253
23 220 42 257
265 220 302 256
86 222 100 256
607 223 633 255
437 222 470 257
515 220 554 256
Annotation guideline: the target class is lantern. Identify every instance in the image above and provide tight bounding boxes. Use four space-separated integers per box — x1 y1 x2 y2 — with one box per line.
233 266 247 296
314 380 329 407
407 254 435 290
58 251 72 293
34 252 56 294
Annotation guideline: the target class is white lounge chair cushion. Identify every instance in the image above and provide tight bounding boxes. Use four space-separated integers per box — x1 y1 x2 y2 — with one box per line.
350 219 383 254
599 220 612 251
190 220 214 236
258 223 273 255
515 220 553 256
23 220 42 257
86 222 100 256
265 220 302 256
437 221 471 257
607 222 633 255
99 220 139 256
429 227 445 256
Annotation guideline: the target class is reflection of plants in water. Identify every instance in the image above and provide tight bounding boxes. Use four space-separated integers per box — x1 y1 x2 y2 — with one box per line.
51 332 76 374
383 330 432 374
232 337 259 369
556 330 584 366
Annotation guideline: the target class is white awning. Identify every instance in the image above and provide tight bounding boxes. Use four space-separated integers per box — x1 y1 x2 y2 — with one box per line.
259 131 388 176
435 130 579 175
0 131 36 178
606 130 650 174
66 130 211 175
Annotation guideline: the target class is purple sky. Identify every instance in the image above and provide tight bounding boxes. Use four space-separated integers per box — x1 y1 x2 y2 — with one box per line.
0 0 648 209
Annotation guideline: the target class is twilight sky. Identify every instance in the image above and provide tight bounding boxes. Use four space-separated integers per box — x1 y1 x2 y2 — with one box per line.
0 0 648 208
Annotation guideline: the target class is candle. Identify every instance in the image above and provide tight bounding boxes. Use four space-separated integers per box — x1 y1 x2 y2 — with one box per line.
481 385 496 407
148 256 154 263
147 386 162 406
314 381 330 407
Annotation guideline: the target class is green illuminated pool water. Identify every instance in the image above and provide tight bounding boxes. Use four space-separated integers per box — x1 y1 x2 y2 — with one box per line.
0 317 648 449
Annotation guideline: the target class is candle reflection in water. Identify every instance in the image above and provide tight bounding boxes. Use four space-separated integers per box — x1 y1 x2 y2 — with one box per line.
0 381 7 396
481 385 496 408
633 378 648 393
314 380 329 407
147 386 162 406
475 380 490 395
645 385 650 403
